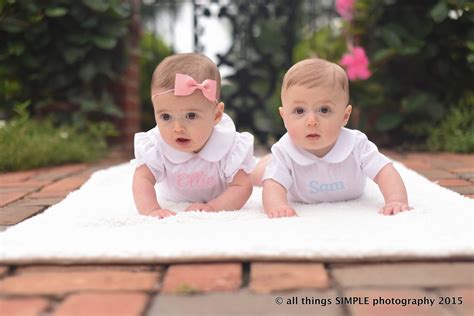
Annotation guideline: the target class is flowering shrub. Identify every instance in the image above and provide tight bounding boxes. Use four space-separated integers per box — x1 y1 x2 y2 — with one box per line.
336 0 355 21
295 0 473 150
340 46 372 80
336 0 372 81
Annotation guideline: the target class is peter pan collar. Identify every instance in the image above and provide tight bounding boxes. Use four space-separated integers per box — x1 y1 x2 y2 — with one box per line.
280 127 357 165
156 113 236 164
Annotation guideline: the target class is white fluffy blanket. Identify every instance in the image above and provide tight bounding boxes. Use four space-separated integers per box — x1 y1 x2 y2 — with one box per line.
0 162 472 263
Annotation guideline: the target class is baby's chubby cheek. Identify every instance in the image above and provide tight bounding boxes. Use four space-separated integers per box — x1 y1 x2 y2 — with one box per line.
286 125 305 143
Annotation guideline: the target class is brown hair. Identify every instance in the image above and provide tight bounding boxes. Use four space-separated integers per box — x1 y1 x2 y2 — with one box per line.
151 53 221 99
282 58 349 103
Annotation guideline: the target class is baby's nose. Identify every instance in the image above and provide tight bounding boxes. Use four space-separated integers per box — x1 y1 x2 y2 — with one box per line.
306 113 318 126
173 121 185 132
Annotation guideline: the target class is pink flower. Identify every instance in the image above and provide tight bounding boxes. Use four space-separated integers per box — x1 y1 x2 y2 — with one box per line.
340 46 372 81
336 0 355 21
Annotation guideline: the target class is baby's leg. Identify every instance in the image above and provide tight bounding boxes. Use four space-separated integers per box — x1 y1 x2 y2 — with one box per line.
250 154 272 186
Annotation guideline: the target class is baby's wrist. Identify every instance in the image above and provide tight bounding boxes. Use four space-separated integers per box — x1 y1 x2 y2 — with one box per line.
385 195 408 204
206 202 217 211
384 200 408 206
145 208 162 215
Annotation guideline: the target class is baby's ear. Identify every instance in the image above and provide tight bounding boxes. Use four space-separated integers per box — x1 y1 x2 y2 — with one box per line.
278 106 284 119
343 104 352 126
214 102 225 125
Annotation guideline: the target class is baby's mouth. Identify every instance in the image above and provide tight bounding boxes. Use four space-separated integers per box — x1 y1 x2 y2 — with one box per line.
176 137 191 144
306 133 320 140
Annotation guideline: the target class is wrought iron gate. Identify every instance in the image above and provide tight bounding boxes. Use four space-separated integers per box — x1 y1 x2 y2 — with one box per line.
193 0 303 145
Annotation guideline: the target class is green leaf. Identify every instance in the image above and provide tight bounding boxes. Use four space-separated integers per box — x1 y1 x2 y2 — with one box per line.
81 17 98 28
7 42 25 55
79 98 97 112
79 63 96 82
66 33 89 45
430 1 449 23
375 113 403 131
92 36 117 49
372 48 396 63
45 7 68 18
82 0 109 12
427 100 444 120
102 102 123 117
401 93 430 113
62 47 86 64
0 17 28 33
97 60 115 79
467 54 474 63
100 23 127 38
467 41 474 51
381 29 402 49
111 2 131 18
23 54 41 69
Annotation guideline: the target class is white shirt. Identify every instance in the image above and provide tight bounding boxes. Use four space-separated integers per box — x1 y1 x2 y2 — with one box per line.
132 114 255 203
262 128 391 203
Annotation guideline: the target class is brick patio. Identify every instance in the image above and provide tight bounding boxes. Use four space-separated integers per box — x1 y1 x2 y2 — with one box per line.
0 151 473 316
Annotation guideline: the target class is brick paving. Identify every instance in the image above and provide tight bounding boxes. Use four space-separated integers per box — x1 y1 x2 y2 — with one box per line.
0 151 472 315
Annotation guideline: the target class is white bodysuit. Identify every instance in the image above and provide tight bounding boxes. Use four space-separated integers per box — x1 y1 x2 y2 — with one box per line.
263 128 391 203
133 114 255 202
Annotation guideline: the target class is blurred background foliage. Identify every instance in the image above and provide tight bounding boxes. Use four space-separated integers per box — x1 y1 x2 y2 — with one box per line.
0 101 117 171
1 0 472 172
0 0 133 170
139 31 173 131
0 0 131 123
295 0 473 151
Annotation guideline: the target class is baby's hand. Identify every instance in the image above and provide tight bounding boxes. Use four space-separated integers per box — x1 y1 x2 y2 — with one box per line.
148 209 176 219
266 205 297 218
379 202 412 216
185 203 215 212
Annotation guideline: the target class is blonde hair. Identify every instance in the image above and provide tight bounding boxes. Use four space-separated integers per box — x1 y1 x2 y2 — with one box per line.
282 58 349 103
151 53 221 99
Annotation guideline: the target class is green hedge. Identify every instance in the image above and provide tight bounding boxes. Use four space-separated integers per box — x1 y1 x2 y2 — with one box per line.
295 0 474 151
427 92 474 153
0 102 117 171
0 0 132 123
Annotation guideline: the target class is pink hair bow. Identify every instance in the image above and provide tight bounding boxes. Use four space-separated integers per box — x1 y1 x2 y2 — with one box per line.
152 73 217 102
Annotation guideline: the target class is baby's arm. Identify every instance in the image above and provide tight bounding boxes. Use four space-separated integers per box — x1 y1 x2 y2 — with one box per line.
374 164 412 215
132 165 176 218
186 170 253 212
262 179 297 218
186 170 252 212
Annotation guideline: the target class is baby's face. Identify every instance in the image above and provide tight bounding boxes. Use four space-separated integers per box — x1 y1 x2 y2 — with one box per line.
280 84 352 157
152 90 224 153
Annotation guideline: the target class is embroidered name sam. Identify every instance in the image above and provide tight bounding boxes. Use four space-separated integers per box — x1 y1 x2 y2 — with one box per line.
309 180 345 193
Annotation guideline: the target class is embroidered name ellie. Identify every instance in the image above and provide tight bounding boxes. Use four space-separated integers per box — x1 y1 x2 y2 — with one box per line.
175 172 217 188
309 180 345 193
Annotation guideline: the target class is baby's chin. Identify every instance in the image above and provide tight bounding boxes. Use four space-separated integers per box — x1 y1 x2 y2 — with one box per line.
183 141 209 154
304 144 336 157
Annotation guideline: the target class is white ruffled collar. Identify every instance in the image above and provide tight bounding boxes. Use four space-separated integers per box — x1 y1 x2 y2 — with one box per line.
155 113 236 164
279 128 357 165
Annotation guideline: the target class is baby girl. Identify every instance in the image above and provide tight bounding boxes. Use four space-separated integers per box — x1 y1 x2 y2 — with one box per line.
132 53 255 218
253 58 412 218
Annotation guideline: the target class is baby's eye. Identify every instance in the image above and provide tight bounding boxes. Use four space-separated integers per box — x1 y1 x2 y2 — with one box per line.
185 112 197 120
294 107 305 114
160 113 171 121
318 106 331 114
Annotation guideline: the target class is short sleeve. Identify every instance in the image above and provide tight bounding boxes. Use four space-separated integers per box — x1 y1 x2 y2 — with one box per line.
222 132 256 183
131 129 165 183
355 132 392 180
262 144 293 190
